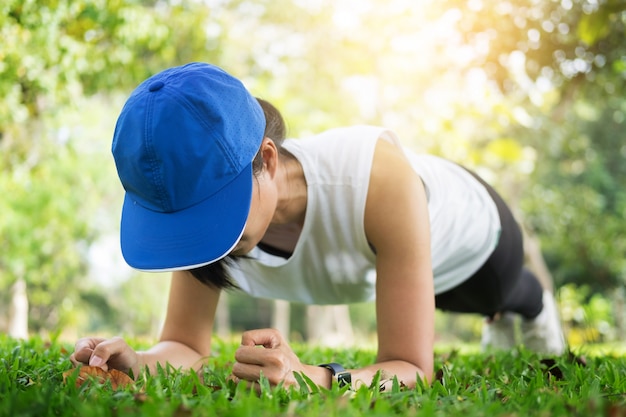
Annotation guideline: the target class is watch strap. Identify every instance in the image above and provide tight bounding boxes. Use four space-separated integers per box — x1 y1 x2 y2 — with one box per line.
318 362 352 388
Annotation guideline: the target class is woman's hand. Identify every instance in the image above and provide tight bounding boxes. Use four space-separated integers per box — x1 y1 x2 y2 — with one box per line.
232 328 327 388
70 336 140 376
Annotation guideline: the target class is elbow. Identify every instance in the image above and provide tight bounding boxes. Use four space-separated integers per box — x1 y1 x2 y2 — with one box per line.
376 354 434 387
407 360 434 388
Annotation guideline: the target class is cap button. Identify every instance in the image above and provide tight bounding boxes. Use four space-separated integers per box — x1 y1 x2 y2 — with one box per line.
148 81 165 92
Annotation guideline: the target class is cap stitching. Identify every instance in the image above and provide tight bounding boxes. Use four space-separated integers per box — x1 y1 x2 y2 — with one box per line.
144 91 171 211
164 74 246 171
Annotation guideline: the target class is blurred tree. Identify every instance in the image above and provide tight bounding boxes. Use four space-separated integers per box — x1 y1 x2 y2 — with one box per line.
461 0 626 291
0 0 214 334
447 0 626 339
113 272 170 337
2 0 623 341
522 95 626 291
217 0 626 336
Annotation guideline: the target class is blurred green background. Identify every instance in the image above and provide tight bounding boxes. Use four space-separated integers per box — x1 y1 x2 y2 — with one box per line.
1 0 624 351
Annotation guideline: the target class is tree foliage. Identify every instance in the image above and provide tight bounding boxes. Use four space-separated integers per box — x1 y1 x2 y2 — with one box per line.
211 0 626 291
474 0 626 290
1 0 624 336
0 0 213 332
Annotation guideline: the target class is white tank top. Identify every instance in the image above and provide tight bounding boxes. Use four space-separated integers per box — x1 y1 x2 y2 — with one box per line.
229 126 501 304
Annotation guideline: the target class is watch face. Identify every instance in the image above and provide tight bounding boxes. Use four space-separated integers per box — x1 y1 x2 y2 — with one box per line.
337 371 352 388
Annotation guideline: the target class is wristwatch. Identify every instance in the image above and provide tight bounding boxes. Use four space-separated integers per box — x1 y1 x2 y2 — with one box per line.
318 362 352 388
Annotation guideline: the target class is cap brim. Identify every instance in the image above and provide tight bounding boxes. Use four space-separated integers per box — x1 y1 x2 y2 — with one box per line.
119 163 253 272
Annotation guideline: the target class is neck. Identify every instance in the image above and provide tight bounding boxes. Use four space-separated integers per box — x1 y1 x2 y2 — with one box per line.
273 154 307 226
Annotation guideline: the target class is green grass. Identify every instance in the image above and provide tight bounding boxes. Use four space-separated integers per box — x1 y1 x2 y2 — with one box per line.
2 335 625 417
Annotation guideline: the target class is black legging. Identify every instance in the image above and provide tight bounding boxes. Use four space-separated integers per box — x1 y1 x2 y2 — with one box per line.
434 170 544 320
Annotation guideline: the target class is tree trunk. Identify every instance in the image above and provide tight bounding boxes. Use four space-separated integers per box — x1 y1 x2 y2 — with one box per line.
522 226 554 293
9 278 29 339
271 300 291 338
215 292 231 339
498 175 556 294
614 287 625 342
306 305 354 347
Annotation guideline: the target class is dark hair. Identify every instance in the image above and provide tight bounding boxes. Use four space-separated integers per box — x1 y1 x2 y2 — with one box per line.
251 97 287 174
189 97 287 290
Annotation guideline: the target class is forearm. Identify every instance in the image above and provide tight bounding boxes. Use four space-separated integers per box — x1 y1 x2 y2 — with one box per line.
305 359 431 390
350 360 430 389
134 340 209 378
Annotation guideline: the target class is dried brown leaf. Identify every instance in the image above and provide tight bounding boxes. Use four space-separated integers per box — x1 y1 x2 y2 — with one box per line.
63 366 134 390
108 368 134 389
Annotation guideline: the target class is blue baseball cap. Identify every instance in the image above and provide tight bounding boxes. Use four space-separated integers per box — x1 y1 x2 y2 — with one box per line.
111 62 265 271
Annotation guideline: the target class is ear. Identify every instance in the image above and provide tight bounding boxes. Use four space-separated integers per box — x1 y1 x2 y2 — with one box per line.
260 137 279 178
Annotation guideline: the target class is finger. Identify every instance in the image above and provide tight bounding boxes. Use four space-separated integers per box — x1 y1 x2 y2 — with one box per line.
234 345 272 366
74 337 104 353
89 337 127 370
240 329 283 348
70 351 91 366
71 348 93 365
233 360 291 388
231 361 265 382
72 338 106 365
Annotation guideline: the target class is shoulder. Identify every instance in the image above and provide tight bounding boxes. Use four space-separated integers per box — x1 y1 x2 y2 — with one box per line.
286 125 394 148
285 126 399 178
368 138 420 199
364 138 428 249
292 125 402 160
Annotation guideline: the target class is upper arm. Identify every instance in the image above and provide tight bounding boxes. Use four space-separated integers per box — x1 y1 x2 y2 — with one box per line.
159 270 221 357
364 138 435 379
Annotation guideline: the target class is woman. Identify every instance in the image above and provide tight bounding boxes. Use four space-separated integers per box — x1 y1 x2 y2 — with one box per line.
71 63 565 389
